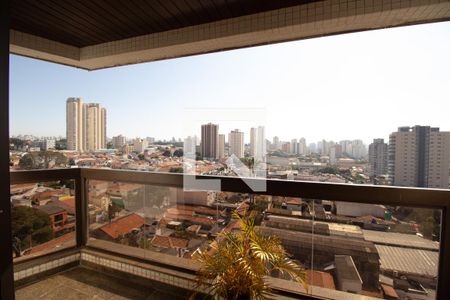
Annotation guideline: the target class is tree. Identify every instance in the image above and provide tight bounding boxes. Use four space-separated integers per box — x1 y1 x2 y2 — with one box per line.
169 166 183 173
240 157 255 170
162 150 171 157
10 138 25 150
173 149 184 157
317 167 338 175
11 206 53 256
192 212 307 299
55 139 67 150
19 151 68 169
138 154 145 160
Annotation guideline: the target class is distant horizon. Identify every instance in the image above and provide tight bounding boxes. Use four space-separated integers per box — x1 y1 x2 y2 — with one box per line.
11 122 450 147
10 22 450 145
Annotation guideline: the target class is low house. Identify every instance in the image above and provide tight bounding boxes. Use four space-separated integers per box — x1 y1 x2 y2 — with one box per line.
284 197 303 211
107 184 143 198
47 196 75 215
151 235 189 257
36 205 71 233
96 213 145 241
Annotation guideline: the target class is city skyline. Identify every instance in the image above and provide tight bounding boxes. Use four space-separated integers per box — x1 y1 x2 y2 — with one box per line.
9 22 450 143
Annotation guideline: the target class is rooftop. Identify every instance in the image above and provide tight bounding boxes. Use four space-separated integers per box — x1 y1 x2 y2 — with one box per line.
362 229 440 251
99 213 145 239
151 235 189 249
36 205 67 216
375 244 439 278
306 270 336 290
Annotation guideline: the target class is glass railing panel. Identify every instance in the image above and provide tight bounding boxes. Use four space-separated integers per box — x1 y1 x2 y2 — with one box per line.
87 180 145 258
87 179 252 267
261 197 442 300
85 176 443 300
11 180 76 261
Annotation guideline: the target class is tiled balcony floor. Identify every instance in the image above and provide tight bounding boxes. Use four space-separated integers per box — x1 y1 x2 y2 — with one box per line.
15 267 188 300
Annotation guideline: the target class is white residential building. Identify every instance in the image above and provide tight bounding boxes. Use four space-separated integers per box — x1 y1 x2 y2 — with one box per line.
229 129 244 158
218 134 225 159
389 126 450 188
66 97 107 152
250 126 265 161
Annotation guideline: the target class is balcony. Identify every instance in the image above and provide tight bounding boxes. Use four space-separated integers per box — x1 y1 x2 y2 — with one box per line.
9 168 450 300
3 1 450 299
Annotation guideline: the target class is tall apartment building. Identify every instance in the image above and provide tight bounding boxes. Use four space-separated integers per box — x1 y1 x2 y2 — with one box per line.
281 142 291 153
368 138 388 178
66 98 107 152
250 128 257 156
272 136 280 150
229 129 244 158
309 142 317 154
329 146 337 165
184 136 198 156
112 135 127 149
250 126 265 161
299 138 307 155
339 140 352 156
291 139 298 154
201 123 218 160
351 139 367 159
85 103 107 151
389 126 450 188
66 98 85 151
218 134 225 159
329 144 342 164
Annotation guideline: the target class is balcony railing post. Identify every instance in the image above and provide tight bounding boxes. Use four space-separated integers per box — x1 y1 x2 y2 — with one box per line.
437 205 450 300
0 1 15 299
75 171 88 247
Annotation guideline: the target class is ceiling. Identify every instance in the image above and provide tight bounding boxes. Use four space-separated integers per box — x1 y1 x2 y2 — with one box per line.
9 0 450 70
10 0 317 47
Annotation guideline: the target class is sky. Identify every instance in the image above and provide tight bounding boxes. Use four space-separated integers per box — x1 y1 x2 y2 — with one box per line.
9 21 450 144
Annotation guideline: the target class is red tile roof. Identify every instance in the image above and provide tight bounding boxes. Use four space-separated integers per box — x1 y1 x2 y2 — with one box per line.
286 197 302 205
306 270 336 290
381 284 398 299
29 231 75 254
236 202 250 215
60 196 75 210
151 235 189 249
166 208 194 216
99 213 144 239
164 213 215 226
176 205 217 216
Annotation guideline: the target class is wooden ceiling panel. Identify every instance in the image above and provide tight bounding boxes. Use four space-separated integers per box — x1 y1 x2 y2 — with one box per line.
10 0 317 47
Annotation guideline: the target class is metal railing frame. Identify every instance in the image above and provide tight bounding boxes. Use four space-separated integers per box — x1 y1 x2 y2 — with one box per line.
9 168 450 299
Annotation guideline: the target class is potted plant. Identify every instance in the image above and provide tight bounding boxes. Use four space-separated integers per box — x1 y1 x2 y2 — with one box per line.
191 212 307 299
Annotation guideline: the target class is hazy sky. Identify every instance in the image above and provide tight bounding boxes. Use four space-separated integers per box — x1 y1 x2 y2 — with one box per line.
10 21 450 144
